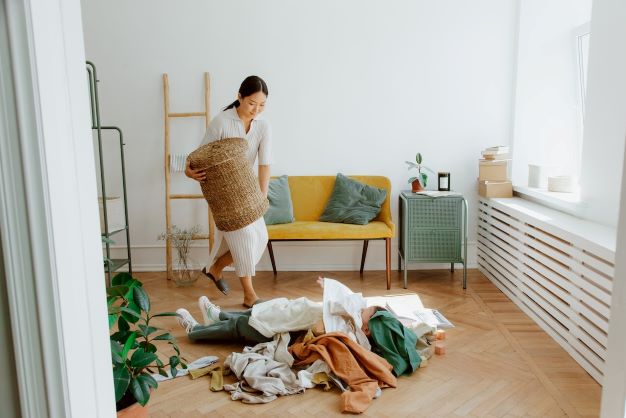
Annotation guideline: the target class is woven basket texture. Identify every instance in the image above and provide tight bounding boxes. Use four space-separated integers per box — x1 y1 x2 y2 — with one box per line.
188 137 268 231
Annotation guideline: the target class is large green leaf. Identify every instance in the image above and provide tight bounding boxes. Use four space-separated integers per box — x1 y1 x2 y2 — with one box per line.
130 348 158 369
121 331 137 361
118 316 130 332
111 272 134 287
120 303 141 324
139 373 158 389
106 285 129 298
138 324 158 338
133 286 150 312
110 340 124 365
140 342 157 354
108 314 117 329
129 376 150 407
153 332 173 341
169 356 181 378
113 366 130 403
110 330 133 345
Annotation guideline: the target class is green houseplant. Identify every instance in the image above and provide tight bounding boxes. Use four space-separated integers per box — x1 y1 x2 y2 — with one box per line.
405 152 434 192
107 272 186 416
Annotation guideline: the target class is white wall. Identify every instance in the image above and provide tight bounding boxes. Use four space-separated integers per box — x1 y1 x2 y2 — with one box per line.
579 0 626 227
81 0 518 271
511 0 592 187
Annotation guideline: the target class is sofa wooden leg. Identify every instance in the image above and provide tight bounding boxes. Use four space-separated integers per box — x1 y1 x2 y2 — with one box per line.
267 241 277 275
360 240 369 277
385 238 391 290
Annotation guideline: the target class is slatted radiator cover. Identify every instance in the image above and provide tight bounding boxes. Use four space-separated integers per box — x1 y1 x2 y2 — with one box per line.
477 197 616 384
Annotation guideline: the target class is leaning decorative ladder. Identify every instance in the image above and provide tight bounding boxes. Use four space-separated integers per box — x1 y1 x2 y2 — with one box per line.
162 73 214 280
87 61 132 282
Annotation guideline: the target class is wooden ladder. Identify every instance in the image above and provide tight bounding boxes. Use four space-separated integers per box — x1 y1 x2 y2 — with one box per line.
162 73 214 280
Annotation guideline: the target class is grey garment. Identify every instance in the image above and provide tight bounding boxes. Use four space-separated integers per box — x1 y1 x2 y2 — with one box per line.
188 310 272 344
224 339 304 404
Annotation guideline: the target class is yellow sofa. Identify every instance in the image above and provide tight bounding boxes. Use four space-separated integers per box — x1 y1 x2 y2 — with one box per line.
266 175 396 289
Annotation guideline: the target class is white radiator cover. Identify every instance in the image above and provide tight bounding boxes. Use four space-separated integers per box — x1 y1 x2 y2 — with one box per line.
477 197 616 384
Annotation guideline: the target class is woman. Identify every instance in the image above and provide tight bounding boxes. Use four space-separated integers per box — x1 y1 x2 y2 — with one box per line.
185 75 271 308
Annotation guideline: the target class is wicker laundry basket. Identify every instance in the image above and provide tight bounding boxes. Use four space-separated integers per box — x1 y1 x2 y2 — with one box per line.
188 137 268 232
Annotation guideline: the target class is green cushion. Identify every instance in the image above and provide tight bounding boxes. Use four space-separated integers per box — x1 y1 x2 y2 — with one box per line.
263 175 295 225
320 173 387 225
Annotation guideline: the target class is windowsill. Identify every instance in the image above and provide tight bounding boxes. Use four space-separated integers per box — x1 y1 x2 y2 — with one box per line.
513 185 582 217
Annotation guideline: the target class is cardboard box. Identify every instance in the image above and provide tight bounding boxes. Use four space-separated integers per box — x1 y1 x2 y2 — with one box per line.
478 180 513 198
479 160 508 181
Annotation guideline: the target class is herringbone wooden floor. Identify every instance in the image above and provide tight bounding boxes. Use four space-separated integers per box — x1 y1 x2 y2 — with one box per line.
140 269 601 417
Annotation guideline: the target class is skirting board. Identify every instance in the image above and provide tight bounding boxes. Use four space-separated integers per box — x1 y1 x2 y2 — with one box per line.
106 240 478 272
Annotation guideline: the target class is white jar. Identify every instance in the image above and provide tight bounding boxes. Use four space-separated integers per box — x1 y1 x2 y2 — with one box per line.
548 175 575 193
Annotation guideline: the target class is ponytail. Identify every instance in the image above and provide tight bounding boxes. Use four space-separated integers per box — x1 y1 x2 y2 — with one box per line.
223 99 240 111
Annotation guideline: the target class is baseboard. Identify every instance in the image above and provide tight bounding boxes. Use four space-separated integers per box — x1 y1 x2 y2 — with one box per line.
107 240 478 272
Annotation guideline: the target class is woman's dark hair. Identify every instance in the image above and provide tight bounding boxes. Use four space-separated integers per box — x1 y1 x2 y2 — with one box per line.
223 76 269 111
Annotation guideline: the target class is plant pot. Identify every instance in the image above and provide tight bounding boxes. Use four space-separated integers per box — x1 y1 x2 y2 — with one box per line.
411 179 424 193
117 402 148 418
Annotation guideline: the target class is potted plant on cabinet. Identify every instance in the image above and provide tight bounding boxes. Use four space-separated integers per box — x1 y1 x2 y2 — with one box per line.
405 152 435 192
108 272 186 417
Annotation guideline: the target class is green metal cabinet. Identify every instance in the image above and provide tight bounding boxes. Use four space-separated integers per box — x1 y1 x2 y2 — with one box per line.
398 191 468 289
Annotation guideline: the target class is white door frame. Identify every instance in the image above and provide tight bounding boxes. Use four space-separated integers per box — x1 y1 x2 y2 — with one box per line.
601 139 626 417
0 0 115 416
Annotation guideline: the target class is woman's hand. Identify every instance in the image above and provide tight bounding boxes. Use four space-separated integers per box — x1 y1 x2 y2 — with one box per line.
185 160 206 182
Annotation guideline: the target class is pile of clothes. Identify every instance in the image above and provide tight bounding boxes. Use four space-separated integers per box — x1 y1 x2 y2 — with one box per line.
212 279 435 414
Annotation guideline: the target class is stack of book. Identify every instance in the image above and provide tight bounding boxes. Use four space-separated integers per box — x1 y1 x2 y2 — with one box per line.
478 145 512 198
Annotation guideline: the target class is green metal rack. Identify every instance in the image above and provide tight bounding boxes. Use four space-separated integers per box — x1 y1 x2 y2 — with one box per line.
87 61 132 282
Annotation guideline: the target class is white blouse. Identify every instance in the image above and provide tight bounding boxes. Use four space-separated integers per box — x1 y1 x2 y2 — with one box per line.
200 106 273 166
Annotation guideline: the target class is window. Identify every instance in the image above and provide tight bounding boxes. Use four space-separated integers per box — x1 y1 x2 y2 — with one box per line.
511 1 593 206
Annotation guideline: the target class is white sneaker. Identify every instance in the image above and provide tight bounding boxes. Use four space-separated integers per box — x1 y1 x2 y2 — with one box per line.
198 296 221 325
176 308 198 334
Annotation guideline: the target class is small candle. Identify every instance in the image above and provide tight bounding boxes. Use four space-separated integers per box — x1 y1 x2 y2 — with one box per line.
438 172 450 191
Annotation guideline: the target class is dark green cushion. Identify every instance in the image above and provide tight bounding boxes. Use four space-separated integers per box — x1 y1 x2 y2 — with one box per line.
263 175 295 225
320 173 387 225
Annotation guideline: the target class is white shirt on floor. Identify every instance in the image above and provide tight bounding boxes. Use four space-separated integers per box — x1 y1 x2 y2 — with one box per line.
248 279 370 350
322 278 370 350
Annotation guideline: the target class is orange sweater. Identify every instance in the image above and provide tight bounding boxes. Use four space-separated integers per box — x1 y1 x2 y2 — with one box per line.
289 332 397 413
